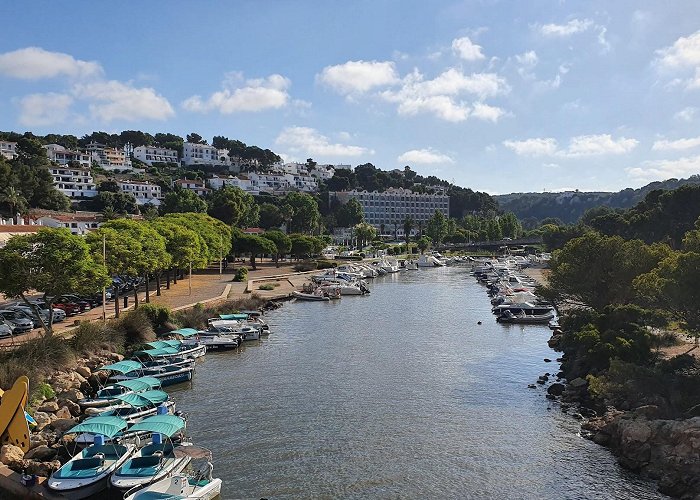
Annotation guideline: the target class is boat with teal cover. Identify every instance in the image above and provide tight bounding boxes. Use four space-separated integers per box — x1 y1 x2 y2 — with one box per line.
108 358 195 387
48 416 136 499
81 376 162 410
145 339 206 359
111 414 191 491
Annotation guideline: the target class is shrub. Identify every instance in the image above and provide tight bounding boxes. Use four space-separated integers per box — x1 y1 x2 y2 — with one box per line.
258 283 280 291
71 321 124 354
293 260 317 272
139 303 173 330
111 310 156 346
233 267 249 282
0 335 75 390
315 259 337 270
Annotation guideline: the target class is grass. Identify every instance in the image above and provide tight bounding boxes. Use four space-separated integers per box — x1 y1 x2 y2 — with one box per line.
173 295 268 330
258 282 281 291
0 334 75 392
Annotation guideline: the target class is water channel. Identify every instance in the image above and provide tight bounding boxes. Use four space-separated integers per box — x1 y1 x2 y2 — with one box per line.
170 266 666 499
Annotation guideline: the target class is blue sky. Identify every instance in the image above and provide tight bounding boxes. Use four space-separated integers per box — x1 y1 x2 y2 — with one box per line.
1 0 700 194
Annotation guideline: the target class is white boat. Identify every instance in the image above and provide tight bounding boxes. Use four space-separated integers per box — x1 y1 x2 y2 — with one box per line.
497 309 555 324
191 334 240 350
48 417 136 499
318 280 369 295
78 376 162 409
417 254 445 267
110 415 191 491
379 257 400 273
293 289 330 301
404 259 418 270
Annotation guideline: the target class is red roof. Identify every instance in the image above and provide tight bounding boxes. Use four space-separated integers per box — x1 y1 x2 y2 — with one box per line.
242 227 265 234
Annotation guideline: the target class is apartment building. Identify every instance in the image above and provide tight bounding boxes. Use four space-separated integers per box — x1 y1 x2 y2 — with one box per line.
133 145 179 165
50 166 98 199
174 179 210 196
181 143 229 166
118 180 162 205
44 144 92 167
0 141 17 160
86 142 133 171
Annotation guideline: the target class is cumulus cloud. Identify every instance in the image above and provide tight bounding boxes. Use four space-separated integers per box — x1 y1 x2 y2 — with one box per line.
183 74 290 114
539 19 593 37
674 107 697 121
471 102 506 122
652 136 700 151
0 47 102 80
18 93 73 126
504 134 638 157
451 36 485 61
656 30 700 69
73 80 174 122
316 60 399 94
276 126 372 157
397 148 454 164
626 154 700 183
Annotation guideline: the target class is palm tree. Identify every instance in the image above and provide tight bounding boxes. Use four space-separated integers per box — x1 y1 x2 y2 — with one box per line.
403 216 414 246
0 186 27 220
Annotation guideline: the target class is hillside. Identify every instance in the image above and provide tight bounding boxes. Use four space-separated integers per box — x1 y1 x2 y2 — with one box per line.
495 175 700 225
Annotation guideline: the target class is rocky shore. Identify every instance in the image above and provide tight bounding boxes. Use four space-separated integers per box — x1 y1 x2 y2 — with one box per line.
545 329 700 499
0 350 121 481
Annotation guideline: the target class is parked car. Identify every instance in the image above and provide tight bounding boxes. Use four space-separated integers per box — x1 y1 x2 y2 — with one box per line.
54 295 92 312
6 305 47 324
0 310 34 333
46 298 80 316
0 321 12 338
25 300 67 323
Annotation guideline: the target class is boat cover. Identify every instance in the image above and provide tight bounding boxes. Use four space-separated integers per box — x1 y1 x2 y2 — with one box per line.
101 360 143 374
147 340 182 349
169 328 199 337
134 347 180 358
115 377 161 391
129 415 185 437
115 390 168 408
218 313 247 320
67 416 128 437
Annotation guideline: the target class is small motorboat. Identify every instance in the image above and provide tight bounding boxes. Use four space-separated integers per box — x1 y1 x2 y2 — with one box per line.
497 309 555 324
124 446 222 500
404 259 419 270
78 377 162 409
293 290 330 301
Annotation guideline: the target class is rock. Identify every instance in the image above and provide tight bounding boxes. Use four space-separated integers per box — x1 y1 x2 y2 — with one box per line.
76 366 91 378
544 358 552 363
50 417 77 433
593 432 610 445
29 435 48 450
58 399 81 417
631 405 660 420
24 445 56 461
107 352 124 362
556 357 563 362
37 401 59 413
0 444 24 465
25 459 61 477
527 384 537 389
74 372 87 385
547 383 566 397
621 420 653 445
570 377 587 388
536 379 546 385
56 388 84 403
32 411 52 431
545 394 556 400
572 413 584 420
54 407 72 420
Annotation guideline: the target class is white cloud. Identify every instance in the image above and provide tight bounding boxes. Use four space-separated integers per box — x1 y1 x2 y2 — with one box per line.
504 134 638 157
515 50 538 67
451 36 485 61
276 126 372 157
565 134 638 156
656 30 700 69
397 148 454 164
503 138 559 156
471 102 506 122
674 107 697 121
316 60 399 94
73 80 174 122
539 19 593 37
183 74 290 114
626 154 700 182
18 93 73 126
0 47 102 80
652 136 700 151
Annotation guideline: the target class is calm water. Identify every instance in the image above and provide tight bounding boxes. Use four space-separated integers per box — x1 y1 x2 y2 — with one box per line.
170 267 666 499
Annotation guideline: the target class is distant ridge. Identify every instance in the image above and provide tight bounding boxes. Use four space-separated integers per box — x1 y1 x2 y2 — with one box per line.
494 175 700 224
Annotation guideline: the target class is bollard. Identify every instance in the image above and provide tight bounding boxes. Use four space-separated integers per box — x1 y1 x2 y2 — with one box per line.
123 296 128 308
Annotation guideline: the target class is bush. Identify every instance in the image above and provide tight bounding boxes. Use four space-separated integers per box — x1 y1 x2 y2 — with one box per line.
71 321 124 354
138 303 173 330
315 259 337 270
258 283 280 291
233 267 249 282
0 335 75 391
111 310 156 346
293 260 317 272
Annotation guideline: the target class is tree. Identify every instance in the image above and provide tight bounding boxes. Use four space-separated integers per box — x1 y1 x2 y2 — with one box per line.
426 210 448 245
335 198 364 227
163 213 232 264
233 233 276 270
353 222 377 249
98 179 121 193
289 234 323 259
417 236 431 254
186 133 205 144
262 230 292 267
0 186 27 217
258 203 283 229
90 191 139 216
208 186 257 227
284 192 320 234
0 228 109 334
160 187 207 214
403 216 414 246
499 212 522 239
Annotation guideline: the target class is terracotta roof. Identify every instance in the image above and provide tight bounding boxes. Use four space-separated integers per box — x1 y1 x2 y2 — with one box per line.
242 227 265 234
0 225 42 233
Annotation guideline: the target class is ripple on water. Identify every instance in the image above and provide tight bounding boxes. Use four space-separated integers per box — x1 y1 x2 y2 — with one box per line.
169 267 668 499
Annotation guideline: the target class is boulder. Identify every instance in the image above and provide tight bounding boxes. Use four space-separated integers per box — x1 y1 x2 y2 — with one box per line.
547 383 566 397
58 399 81 417
50 417 77 433
107 352 124 362
592 431 611 446
570 377 587 388
37 401 59 413
76 366 91 378
32 412 51 431
631 405 661 420
29 435 48 450
544 358 552 363
24 445 56 461
25 459 61 478
56 388 84 403
0 444 24 466
54 407 72 420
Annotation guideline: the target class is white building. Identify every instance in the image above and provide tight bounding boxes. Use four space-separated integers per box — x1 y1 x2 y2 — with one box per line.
208 174 254 193
330 187 450 235
181 143 229 166
310 165 335 180
133 145 179 166
334 164 352 171
86 143 134 171
44 144 92 167
34 212 102 235
174 179 210 196
119 180 162 205
50 166 98 199
0 141 17 160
